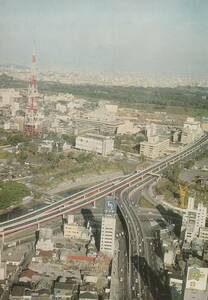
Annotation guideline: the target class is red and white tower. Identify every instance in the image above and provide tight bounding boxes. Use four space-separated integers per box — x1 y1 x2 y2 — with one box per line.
24 51 40 136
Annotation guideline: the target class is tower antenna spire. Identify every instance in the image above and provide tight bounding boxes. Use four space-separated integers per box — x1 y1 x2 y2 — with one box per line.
24 46 40 137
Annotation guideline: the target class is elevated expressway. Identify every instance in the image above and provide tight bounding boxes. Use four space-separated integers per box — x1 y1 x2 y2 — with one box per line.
116 135 208 299
0 134 208 240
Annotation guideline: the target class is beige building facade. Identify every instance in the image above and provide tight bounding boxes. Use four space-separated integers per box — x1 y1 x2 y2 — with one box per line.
75 134 114 155
140 136 169 159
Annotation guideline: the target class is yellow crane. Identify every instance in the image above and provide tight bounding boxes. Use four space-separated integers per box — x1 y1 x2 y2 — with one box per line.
178 183 188 209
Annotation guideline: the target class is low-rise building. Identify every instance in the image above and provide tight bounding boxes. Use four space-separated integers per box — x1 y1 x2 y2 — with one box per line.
191 239 204 257
79 292 98 299
36 228 54 252
183 266 208 300
169 275 183 300
203 241 208 262
75 134 114 156
64 223 91 241
0 88 22 107
116 120 140 135
54 281 78 300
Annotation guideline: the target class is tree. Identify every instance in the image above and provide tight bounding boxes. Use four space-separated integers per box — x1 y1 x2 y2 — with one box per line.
7 132 31 146
17 150 28 163
62 134 76 146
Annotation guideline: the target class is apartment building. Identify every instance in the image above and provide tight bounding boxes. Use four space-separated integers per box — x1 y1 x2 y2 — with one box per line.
182 199 207 243
140 136 169 159
181 117 203 145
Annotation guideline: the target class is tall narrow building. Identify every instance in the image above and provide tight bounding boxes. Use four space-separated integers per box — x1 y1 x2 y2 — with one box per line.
100 197 116 257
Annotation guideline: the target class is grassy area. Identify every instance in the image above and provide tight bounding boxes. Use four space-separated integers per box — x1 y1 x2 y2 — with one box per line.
139 196 155 208
17 144 137 188
0 181 30 209
0 150 14 159
0 128 31 146
32 158 136 189
114 133 146 153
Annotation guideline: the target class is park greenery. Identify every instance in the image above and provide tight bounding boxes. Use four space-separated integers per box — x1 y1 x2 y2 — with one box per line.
61 134 76 146
0 181 30 209
15 143 136 188
156 154 208 206
0 128 31 146
114 133 146 153
1 74 208 116
155 164 181 201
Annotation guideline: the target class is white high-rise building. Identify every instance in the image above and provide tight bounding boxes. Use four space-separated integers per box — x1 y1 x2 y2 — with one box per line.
182 198 207 243
181 117 203 145
100 215 116 257
146 123 157 138
187 197 195 210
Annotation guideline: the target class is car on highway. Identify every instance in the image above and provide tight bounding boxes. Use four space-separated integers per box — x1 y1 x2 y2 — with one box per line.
120 277 123 282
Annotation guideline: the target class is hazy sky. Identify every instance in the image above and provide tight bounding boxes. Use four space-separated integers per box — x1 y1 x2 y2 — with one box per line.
1 0 208 77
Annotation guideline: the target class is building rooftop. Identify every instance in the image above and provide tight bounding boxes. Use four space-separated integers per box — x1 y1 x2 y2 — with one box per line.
77 133 113 141
54 281 75 291
79 291 98 299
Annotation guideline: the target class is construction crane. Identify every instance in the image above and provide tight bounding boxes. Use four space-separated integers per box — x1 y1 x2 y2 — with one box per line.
178 183 188 209
178 178 198 209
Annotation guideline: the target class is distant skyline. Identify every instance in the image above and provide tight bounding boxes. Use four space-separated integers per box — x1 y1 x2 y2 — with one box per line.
1 0 208 78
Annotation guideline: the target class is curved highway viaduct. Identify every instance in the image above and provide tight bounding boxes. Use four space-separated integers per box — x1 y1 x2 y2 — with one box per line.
0 134 208 299
0 134 207 238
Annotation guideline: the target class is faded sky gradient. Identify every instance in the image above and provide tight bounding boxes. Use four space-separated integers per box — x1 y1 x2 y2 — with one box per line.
0 0 208 77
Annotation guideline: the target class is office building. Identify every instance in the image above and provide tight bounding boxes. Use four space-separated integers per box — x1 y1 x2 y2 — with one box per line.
100 198 116 257
64 223 90 241
100 215 116 257
140 136 169 159
181 117 203 145
75 134 114 156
